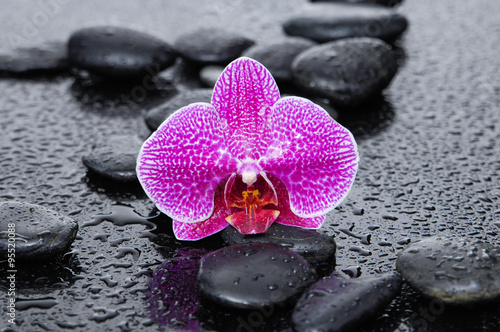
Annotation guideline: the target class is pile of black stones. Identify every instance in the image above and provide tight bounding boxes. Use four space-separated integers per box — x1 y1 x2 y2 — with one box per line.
1 0 500 331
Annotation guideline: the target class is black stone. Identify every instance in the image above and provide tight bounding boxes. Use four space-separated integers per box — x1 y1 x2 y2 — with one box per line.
396 236 500 305
292 273 402 332
199 65 224 87
310 0 404 7
242 38 317 83
221 223 336 266
0 41 69 76
67 26 177 80
82 135 143 182
283 3 408 43
145 89 213 131
197 243 317 310
0 201 78 260
174 28 254 65
292 38 398 107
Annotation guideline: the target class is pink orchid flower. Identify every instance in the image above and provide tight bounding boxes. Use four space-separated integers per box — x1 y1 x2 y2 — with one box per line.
137 57 358 241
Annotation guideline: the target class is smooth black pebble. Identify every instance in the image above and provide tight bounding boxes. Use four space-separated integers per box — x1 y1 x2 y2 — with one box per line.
283 3 408 43
0 41 68 76
199 65 224 87
145 89 213 131
221 223 336 266
292 273 402 331
197 243 317 310
0 201 78 260
68 26 177 80
397 236 500 305
242 38 317 83
82 135 143 182
174 28 254 65
292 37 398 107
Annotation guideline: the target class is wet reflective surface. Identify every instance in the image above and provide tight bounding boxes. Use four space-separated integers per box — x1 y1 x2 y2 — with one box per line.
0 0 499 331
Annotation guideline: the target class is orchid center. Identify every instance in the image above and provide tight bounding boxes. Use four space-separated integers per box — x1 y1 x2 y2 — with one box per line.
225 173 280 234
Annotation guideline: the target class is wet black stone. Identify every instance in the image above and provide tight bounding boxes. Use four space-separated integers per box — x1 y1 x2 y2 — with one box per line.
145 89 213 130
67 26 177 80
396 236 500 305
283 3 408 43
242 38 317 83
221 223 336 266
0 201 78 260
310 0 404 7
82 135 143 183
197 243 317 310
0 41 69 76
174 28 254 65
292 38 398 107
199 65 224 87
292 273 402 332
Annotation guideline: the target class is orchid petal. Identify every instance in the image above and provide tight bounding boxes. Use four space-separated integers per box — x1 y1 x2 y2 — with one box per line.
261 97 358 218
137 103 237 222
268 172 326 229
172 174 233 240
211 57 280 160
173 217 229 241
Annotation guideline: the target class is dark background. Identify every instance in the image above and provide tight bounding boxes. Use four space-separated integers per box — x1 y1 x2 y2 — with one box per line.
0 0 499 331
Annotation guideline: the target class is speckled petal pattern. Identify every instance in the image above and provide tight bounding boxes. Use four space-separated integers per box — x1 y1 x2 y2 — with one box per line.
268 172 325 229
212 57 280 160
261 97 358 218
137 103 237 222
173 175 234 240
173 214 229 241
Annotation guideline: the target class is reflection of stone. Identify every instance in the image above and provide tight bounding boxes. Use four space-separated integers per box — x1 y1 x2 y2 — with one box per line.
337 95 395 139
70 75 177 115
0 252 81 292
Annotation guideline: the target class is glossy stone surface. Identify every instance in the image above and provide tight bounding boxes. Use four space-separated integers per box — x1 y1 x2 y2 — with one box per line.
174 28 254 64
198 243 317 310
292 273 402 331
145 89 213 130
283 3 408 43
292 38 398 106
199 65 224 87
397 237 500 305
82 135 144 182
0 201 78 259
221 223 336 265
0 41 68 76
68 26 177 80
242 38 316 83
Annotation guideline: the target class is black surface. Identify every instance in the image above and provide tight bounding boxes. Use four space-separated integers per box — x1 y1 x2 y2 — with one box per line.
0 1 499 331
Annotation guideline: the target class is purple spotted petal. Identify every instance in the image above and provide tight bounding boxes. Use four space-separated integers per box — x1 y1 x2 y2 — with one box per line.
173 178 231 240
137 103 237 222
173 217 228 241
211 57 280 160
261 97 358 218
